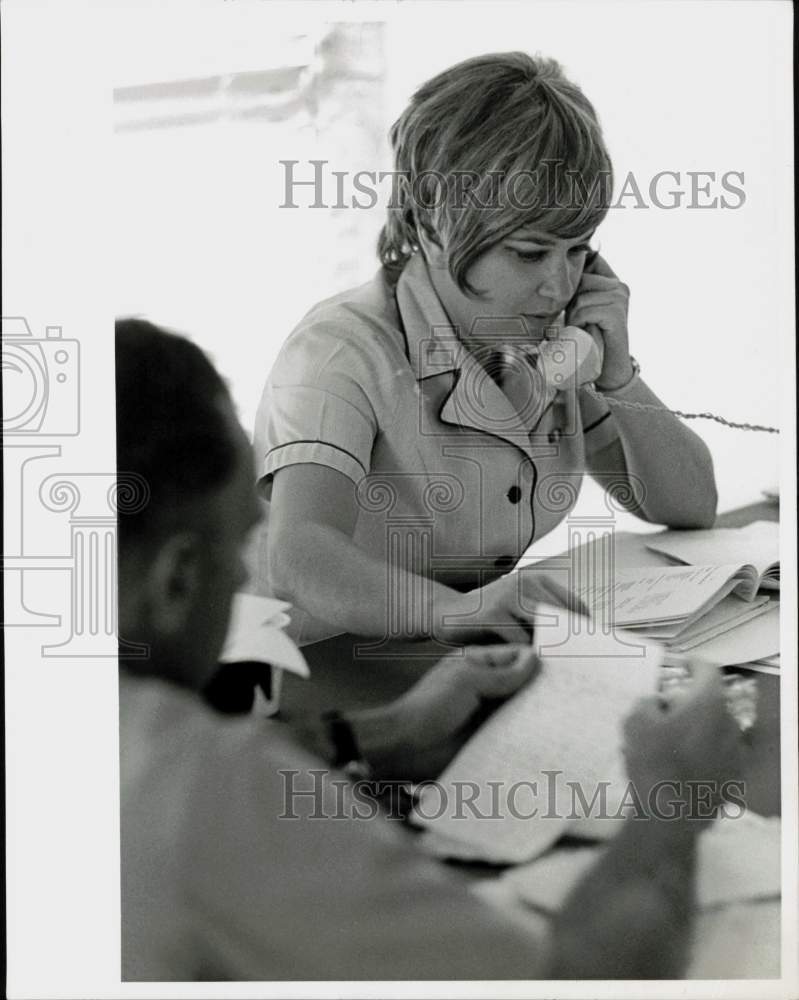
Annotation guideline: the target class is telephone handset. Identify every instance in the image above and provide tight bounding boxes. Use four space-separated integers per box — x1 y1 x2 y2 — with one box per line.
536 325 604 394
535 255 605 395
526 251 779 434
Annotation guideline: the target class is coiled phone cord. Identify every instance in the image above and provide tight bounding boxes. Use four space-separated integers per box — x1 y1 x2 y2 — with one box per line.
584 383 780 434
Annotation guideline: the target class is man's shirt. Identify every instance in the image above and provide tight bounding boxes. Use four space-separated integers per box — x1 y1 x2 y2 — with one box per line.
120 670 546 981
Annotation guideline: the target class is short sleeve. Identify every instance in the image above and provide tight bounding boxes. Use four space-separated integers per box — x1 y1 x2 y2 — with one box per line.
579 387 619 457
254 319 381 498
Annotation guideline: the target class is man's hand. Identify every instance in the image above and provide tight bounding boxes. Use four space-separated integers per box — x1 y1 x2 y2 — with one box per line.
435 569 589 646
349 645 539 782
566 252 633 391
622 661 745 824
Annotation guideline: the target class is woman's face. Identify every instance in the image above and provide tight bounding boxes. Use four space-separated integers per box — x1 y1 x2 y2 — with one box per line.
426 226 595 349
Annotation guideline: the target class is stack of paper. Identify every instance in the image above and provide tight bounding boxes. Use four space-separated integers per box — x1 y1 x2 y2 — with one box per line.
640 522 780 669
672 604 780 669
576 563 771 638
748 653 780 675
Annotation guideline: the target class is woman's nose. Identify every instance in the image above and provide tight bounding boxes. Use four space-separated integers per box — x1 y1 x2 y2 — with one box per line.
537 264 574 304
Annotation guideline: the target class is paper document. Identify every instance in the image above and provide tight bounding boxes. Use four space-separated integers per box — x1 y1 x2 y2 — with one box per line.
413 605 663 864
578 564 756 628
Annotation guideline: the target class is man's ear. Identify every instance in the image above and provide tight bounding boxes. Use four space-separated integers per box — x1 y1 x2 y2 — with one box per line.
145 532 204 637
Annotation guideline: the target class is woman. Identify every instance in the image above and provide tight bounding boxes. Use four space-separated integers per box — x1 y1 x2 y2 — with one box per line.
254 52 717 648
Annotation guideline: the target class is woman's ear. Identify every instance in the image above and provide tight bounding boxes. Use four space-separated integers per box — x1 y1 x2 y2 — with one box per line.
145 531 204 638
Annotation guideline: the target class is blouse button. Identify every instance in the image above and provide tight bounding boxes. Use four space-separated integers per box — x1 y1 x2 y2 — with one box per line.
548 428 563 444
506 485 522 504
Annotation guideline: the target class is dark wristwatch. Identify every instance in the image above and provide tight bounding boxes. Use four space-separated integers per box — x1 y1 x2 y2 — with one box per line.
322 710 373 780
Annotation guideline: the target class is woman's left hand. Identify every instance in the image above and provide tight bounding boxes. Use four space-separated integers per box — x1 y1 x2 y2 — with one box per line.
566 253 635 391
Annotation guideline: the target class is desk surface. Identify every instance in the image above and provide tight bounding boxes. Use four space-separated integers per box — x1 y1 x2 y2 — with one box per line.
281 501 781 816
281 500 783 978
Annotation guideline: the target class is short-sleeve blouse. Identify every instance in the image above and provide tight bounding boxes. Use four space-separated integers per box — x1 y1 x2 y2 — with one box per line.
254 253 619 643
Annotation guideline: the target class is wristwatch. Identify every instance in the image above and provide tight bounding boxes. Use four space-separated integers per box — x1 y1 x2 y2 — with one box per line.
322 710 373 780
322 710 418 818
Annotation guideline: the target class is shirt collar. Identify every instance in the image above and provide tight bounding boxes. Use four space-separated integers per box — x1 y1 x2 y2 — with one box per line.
395 252 467 380
394 253 552 459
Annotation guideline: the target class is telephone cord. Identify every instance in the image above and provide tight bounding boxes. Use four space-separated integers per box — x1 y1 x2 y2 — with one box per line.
584 384 780 434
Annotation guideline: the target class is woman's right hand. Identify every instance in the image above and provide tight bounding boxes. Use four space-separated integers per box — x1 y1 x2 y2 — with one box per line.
435 568 589 646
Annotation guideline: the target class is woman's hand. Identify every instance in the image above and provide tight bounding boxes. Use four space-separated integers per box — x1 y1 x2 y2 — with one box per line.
566 253 634 391
434 568 589 646
349 644 540 782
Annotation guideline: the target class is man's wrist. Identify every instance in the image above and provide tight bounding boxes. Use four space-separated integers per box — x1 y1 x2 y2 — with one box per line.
341 704 406 778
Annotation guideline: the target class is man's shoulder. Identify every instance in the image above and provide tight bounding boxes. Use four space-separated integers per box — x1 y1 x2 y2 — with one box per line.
119 672 313 800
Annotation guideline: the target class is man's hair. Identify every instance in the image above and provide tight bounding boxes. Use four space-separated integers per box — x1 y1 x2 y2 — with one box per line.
378 52 613 294
115 318 238 551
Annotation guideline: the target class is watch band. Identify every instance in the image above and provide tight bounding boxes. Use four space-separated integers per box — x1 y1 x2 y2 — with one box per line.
322 710 373 779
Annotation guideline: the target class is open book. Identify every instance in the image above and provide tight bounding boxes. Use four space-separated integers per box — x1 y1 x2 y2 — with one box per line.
576 562 773 638
531 526 780 668
645 520 779 592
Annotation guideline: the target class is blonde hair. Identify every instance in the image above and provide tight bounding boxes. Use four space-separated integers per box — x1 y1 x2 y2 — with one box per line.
378 52 613 294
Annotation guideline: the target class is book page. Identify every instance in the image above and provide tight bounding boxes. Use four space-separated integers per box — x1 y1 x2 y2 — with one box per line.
577 564 753 627
413 607 663 864
638 594 771 642
646 521 779 584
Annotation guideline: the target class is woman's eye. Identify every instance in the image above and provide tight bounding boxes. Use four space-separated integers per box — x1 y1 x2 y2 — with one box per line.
569 245 592 256
511 249 546 262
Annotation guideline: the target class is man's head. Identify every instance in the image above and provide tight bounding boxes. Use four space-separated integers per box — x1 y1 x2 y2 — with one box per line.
115 319 262 690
